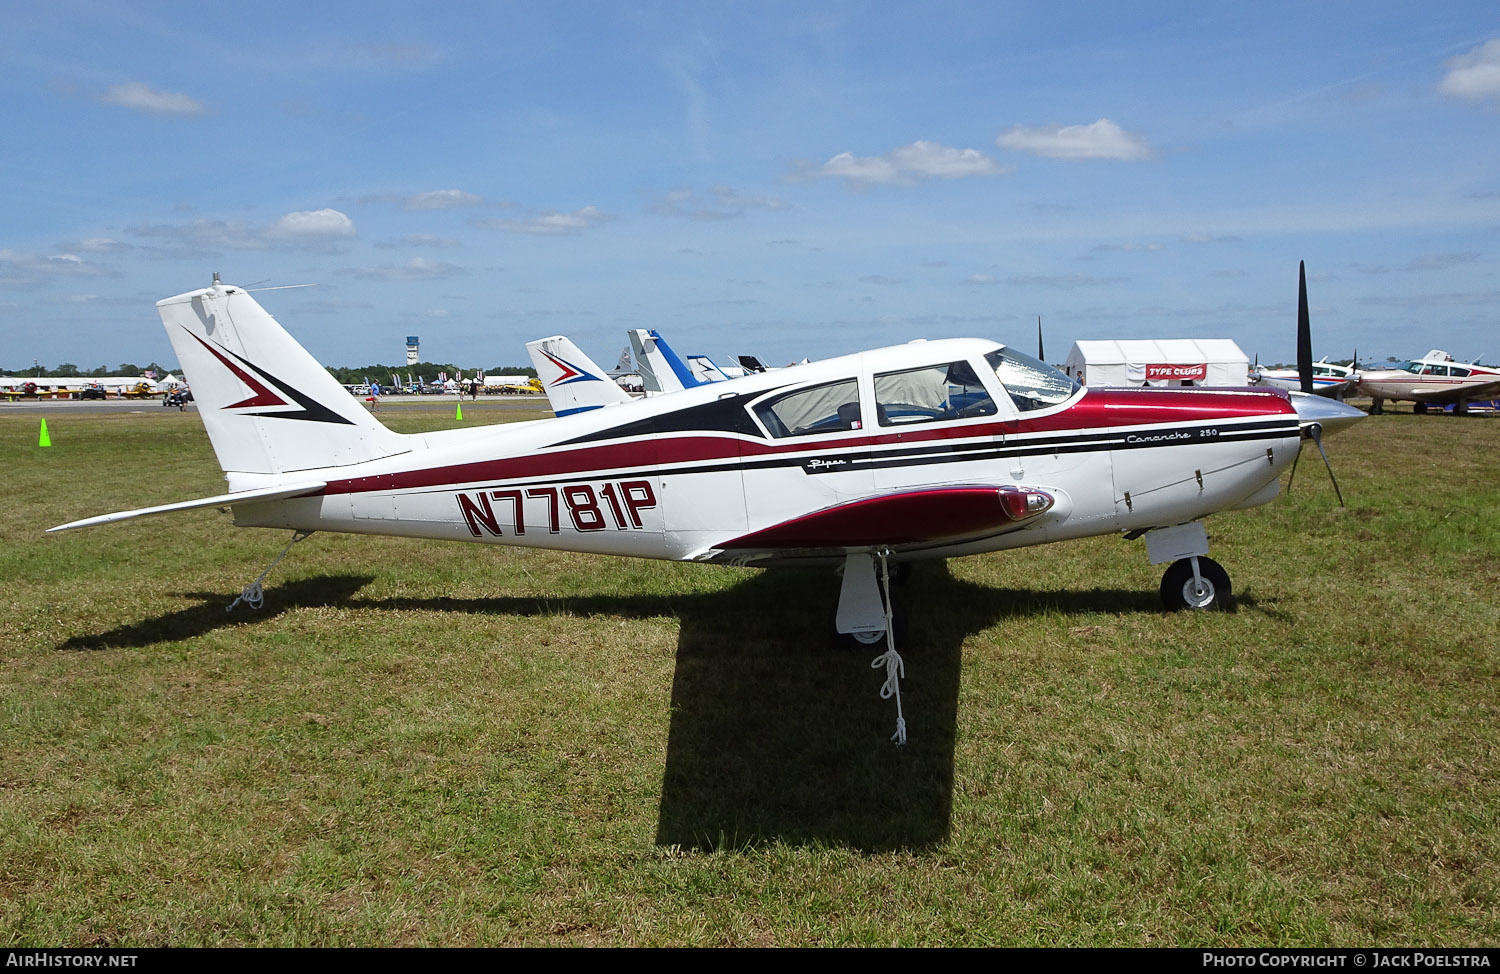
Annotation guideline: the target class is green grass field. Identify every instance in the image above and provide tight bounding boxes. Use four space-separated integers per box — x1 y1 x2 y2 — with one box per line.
2 404 1498 946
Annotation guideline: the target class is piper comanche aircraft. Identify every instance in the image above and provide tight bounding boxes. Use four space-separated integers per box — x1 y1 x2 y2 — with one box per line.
54 272 1366 622
1355 350 1500 414
49 276 1365 741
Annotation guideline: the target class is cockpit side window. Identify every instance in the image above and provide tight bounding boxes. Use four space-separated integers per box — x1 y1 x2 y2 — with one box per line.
874 361 997 426
983 348 1081 412
752 378 862 437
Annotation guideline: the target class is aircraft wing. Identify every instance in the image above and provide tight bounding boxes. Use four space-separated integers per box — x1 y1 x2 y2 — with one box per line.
695 484 1059 561
48 481 327 533
1461 378 1500 402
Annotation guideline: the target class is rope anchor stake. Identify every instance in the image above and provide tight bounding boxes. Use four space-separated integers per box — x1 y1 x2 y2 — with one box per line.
226 530 315 612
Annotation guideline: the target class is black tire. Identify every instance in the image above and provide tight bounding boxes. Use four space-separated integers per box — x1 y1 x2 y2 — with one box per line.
1414 402 1428 415
1160 557 1233 612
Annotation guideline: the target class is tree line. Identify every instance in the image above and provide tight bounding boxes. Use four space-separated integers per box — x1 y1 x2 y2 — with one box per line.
0 362 175 377
2 361 537 383
323 362 537 385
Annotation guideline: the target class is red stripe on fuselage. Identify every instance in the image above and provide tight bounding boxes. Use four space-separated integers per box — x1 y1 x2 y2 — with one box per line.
720 487 1030 549
320 387 1295 496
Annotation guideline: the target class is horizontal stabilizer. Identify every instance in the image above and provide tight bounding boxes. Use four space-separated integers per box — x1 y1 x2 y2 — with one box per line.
48 481 326 533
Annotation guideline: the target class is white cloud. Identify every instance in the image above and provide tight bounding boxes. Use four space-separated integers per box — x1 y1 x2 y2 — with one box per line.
129 219 263 255
1089 243 1164 254
1440 39 1500 100
128 209 355 255
266 208 356 240
475 206 613 235
995 119 1152 161
404 189 485 210
652 185 792 220
375 233 462 250
817 140 1006 186
345 257 468 280
0 249 117 288
63 238 132 254
1007 273 1125 289
100 82 207 116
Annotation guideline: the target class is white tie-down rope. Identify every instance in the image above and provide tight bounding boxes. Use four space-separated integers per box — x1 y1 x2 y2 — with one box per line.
869 547 907 746
226 531 314 612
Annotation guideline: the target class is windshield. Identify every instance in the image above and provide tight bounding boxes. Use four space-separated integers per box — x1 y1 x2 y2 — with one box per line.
984 347 1081 412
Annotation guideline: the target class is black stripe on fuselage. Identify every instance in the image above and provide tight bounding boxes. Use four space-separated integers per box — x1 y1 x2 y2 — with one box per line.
553 390 773 445
391 417 1297 500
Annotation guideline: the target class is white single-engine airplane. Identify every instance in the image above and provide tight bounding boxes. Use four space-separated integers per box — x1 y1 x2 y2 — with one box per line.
50 276 1363 737
1251 358 1357 399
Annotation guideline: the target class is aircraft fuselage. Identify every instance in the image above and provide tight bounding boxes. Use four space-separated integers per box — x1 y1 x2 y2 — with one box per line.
231 339 1303 566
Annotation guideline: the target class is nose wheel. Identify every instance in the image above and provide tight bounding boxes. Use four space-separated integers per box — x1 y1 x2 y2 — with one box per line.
1160 556 1232 612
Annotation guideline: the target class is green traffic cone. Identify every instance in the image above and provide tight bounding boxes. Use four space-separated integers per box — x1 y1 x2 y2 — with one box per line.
38 418 51 447
456 402 463 421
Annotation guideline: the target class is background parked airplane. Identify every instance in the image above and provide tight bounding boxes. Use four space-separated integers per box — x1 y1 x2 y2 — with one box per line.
1251 358 1357 399
1355 350 1500 414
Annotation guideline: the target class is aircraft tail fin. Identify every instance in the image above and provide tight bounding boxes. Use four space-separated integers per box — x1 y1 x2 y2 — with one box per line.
686 353 729 383
526 336 633 415
628 328 702 393
158 281 410 476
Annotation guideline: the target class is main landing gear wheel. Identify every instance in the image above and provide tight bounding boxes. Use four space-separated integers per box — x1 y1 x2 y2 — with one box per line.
830 601 908 650
1414 402 1428 415
1160 556 1233 613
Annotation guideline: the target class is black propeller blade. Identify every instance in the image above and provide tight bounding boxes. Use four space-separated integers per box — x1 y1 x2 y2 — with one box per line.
1037 316 1045 362
1297 261 1313 394
1286 423 1347 507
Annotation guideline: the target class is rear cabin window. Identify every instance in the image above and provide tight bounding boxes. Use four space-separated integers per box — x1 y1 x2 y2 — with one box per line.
874 361 997 426
984 348 1080 412
753 379 862 437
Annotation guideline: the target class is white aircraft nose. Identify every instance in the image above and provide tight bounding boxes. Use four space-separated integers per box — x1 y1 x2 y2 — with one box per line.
1290 391 1366 437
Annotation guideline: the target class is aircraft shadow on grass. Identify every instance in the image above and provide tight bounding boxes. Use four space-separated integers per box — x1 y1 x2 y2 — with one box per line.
59 574 379 653
59 565 1170 853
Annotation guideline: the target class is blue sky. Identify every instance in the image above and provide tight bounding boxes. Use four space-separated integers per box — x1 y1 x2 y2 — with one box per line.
4 1 1499 373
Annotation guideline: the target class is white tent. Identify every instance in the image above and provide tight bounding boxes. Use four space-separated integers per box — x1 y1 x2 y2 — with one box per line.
1062 339 1250 388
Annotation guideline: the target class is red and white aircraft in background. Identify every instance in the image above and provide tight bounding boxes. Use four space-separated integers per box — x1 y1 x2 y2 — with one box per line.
50 278 1364 735
1355 350 1500 414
